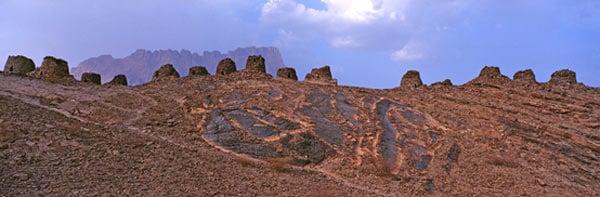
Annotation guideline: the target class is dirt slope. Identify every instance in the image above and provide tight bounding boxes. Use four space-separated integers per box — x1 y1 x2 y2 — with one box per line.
0 71 598 196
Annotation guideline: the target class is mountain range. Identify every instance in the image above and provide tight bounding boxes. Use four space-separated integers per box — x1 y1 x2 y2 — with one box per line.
71 46 285 85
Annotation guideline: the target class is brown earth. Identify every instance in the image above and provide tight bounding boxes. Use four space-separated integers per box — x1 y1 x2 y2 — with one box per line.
0 68 598 196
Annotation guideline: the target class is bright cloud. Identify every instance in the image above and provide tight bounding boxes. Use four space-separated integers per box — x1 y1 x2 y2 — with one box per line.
391 41 423 61
261 0 407 49
262 0 399 24
261 0 467 62
319 0 385 23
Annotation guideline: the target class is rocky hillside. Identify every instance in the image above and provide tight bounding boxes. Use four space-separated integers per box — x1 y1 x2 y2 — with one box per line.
1 58 599 195
71 46 285 85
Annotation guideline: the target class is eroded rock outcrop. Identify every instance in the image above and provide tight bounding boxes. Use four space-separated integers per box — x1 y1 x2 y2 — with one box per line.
304 65 337 85
276 67 298 81
152 64 180 81
189 66 209 76
479 66 510 80
400 70 424 89
216 58 236 75
468 66 511 86
244 55 266 73
431 79 453 88
549 69 577 85
81 72 101 85
4 55 35 75
33 56 74 82
513 69 537 84
106 74 128 86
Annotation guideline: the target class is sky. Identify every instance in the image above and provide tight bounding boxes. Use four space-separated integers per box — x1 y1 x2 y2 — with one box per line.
1 0 599 88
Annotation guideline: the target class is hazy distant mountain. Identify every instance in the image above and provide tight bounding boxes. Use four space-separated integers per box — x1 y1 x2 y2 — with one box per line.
72 46 285 85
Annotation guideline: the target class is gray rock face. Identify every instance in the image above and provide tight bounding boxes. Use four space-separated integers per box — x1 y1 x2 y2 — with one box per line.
244 55 266 73
444 143 461 172
81 72 101 85
280 133 334 164
299 88 345 146
549 69 576 85
216 58 236 75
188 66 209 76
513 69 537 84
107 74 128 86
4 55 35 75
36 56 73 82
304 65 337 85
400 70 423 89
152 64 180 81
276 67 298 80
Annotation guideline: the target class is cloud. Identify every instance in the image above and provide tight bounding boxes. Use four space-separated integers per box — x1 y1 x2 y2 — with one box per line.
331 36 361 48
261 0 406 48
391 41 423 61
317 0 386 23
261 0 471 62
262 0 398 24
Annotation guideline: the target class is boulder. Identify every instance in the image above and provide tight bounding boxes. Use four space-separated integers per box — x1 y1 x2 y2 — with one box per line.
81 72 101 85
305 65 337 85
513 69 537 84
216 58 237 75
244 55 266 73
400 70 424 89
107 74 128 86
468 66 511 85
479 66 504 79
431 79 453 88
189 66 210 76
276 67 298 81
549 69 576 85
36 56 73 82
4 55 35 75
152 64 180 81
